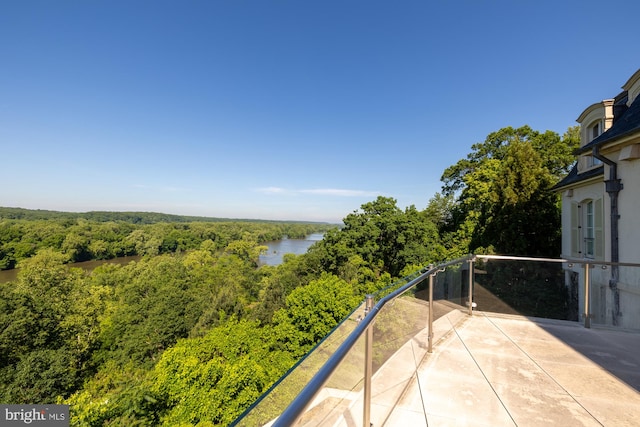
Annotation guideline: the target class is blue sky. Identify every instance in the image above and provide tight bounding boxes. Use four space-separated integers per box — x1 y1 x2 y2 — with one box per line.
1 1 638 223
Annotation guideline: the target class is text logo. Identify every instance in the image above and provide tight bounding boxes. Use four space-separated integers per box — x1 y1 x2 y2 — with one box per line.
1 405 69 426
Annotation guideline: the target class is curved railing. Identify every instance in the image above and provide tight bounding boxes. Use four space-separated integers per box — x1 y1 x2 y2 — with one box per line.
276 256 473 427
230 255 474 426
231 254 640 426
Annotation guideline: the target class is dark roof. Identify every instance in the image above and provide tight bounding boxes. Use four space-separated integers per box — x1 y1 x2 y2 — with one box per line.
578 94 640 154
552 163 603 191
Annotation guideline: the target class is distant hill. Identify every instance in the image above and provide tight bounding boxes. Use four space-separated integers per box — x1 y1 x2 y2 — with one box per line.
0 207 331 225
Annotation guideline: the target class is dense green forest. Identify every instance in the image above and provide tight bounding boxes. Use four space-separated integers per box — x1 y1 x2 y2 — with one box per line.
0 209 334 270
0 125 579 425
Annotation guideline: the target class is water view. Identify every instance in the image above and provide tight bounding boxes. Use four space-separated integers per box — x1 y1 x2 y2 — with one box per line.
0 235 325 283
0 255 142 284
259 233 324 266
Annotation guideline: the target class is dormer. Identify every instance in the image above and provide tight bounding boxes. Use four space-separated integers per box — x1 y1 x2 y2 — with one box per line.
576 99 615 172
622 68 640 107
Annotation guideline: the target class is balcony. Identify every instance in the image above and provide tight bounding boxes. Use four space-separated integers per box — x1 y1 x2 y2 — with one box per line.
231 255 640 426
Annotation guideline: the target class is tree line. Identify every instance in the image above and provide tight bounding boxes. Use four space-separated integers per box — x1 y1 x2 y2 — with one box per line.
0 213 334 270
0 124 579 425
0 207 319 224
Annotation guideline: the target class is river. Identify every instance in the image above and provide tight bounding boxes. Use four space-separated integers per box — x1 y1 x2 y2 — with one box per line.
258 233 324 266
0 234 324 283
0 255 142 284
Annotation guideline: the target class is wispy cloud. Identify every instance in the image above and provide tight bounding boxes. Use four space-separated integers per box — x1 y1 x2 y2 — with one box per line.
255 187 380 197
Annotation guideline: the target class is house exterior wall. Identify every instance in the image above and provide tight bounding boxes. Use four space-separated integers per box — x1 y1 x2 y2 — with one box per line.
611 152 640 329
560 181 606 260
558 69 640 329
617 156 640 263
561 178 608 325
562 153 640 329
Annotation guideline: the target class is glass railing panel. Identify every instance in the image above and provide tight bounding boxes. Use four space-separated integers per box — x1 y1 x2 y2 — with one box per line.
614 264 640 329
293 333 367 426
230 274 422 426
473 257 571 320
368 290 430 423
234 256 640 427
371 270 426 302
362 262 467 424
583 262 640 330
585 263 610 326
232 259 473 426
231 301 367 427
432 261 470 311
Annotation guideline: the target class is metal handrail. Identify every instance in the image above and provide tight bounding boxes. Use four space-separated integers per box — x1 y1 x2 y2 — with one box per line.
477 254 567 263
249 254 640 426
562 257 640 268
271 255 473 427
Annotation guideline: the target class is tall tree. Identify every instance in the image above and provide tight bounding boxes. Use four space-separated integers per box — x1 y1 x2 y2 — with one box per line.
318 196 442 278
271 273 360 356
153 319 293 427
0 249 89 403
472 139 561 255
440 125 578 256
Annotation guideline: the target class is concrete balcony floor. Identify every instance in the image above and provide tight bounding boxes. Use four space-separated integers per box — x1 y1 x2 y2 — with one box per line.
383 312 640 426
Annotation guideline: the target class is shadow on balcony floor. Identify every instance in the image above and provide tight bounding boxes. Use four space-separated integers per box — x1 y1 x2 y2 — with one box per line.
386 312 640 426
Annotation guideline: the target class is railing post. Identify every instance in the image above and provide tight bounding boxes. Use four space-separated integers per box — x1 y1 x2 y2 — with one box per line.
468 257 475 316
428 271 434 353
584 263 591 328
363 294 374 427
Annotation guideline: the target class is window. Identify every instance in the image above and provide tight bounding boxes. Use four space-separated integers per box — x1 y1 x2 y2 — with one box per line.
585 121 602 167
585 201 595 257
570 199 603 259
586 155 602 168
591 122 601 140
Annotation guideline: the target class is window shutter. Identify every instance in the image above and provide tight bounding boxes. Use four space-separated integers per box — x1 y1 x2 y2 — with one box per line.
595 198 604 259
571 202 580 257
